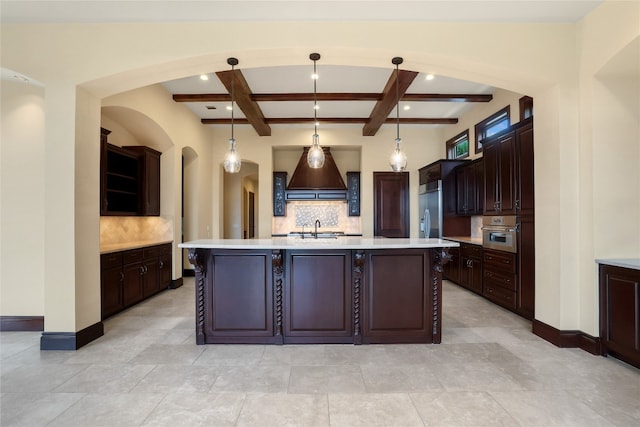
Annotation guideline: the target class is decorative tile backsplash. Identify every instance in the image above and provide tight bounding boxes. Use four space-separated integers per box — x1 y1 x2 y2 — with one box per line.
272 201 362 235
295 205 339 227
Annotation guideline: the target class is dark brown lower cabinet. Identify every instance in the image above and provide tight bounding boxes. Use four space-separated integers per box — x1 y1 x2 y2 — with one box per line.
443 247 460 283
100 243 172 320
205 250 275 343
362 249 434 344
599 263 640 368
482 249 517 311
285 250 352 343
189 247 444 345
460 243 483 294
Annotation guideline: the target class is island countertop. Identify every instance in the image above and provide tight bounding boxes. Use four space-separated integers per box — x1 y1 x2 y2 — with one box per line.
179 237 459 250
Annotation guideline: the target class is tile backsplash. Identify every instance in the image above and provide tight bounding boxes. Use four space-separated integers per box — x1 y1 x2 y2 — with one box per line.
100 216 173 245
272 201 361 235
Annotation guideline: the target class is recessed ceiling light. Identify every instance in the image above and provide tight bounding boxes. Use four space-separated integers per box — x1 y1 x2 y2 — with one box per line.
226 105 232 111
425 74 435 81
403 105 411 111
200 74 209 81
311 73 319 80
314 105 319 110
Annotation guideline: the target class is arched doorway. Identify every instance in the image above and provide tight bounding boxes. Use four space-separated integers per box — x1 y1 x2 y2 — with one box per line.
223 161 259 239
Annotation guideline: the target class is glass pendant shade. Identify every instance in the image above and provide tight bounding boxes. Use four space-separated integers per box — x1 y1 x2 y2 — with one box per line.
307 133 325 168
390 138 407 172
390 56 407 172
307 53 325 169
224 57 241 173
223 138 241 173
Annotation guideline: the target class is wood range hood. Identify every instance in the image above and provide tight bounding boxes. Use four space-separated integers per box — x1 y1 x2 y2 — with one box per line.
285 147 348 201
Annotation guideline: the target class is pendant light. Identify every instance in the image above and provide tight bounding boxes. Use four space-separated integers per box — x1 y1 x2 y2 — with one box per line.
223 57 241 174
307 53 325 169
389 56 408 172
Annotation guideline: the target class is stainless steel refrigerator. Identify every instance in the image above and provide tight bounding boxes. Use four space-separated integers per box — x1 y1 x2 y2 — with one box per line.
419 181 443 239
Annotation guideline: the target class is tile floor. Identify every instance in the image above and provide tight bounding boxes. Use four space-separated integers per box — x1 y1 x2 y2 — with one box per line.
1 279 639 426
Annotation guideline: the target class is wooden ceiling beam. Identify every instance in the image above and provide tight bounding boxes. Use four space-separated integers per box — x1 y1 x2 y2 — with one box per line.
173 92 492 103
202 117 458 125
362 69 419 136
216 69 271 136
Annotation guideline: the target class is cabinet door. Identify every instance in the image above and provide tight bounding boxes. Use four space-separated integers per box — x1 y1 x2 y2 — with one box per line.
206 250 274 340
442 247 460 283
143 257 161 297
516 120 534 216
285 250 352 343
467 255 483 294
126 146 161 216
517 217 535 319
373 172 409 237
123 261 144 306
347 172 361 216
101 265 123 319
473 160 484 215
497 132 516 215
141 149 161 216
273 172 287 216
483 142 500 215
456 167 468 215
599 265 640 368
363 249 431 343
159 254 172 289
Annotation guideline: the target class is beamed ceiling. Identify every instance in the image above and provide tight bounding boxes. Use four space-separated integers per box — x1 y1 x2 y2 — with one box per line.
163 63 495 137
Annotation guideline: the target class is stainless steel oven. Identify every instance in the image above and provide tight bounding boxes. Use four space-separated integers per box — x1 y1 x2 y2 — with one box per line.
482 216 517 253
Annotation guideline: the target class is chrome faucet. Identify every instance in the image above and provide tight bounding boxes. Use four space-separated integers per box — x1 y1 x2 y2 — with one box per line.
314 219 321 239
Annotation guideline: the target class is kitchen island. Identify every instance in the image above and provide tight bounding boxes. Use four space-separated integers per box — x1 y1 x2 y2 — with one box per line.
179 237 458 345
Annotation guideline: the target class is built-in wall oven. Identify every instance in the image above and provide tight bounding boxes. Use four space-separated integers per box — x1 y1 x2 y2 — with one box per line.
482 216 517 253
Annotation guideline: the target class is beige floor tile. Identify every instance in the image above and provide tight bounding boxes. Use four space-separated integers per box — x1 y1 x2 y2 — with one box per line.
328 393 424 426
131 364 220 393
288 365 365 394
236 393 329 426
210 365 291 393
410 391 519 426
141 392 246 427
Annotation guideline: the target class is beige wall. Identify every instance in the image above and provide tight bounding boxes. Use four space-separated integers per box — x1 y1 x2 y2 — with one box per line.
1 1 638 339
0 80 46 316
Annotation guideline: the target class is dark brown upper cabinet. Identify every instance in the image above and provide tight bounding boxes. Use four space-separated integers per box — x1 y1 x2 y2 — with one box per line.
100 128 161 216
373 172 409 238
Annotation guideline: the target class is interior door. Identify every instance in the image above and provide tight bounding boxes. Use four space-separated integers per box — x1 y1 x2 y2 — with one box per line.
373 172 409 238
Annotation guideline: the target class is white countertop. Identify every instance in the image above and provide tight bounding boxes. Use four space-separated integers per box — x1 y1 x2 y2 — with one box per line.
179 237 459 250
101 240 173 254
444 236 483 246
596 258 640 270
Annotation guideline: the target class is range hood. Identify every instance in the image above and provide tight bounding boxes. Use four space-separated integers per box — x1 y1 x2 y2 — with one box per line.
285 147 347 200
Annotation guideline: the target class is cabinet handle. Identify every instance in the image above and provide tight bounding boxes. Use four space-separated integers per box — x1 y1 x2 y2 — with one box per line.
120 272 124 282
515 199 520 210
159 260 164 268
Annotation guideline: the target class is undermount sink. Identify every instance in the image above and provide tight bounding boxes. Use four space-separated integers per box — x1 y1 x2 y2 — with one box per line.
287 232 344 239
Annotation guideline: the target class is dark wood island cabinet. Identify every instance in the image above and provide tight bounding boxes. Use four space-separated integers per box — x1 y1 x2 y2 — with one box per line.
182 238 457 345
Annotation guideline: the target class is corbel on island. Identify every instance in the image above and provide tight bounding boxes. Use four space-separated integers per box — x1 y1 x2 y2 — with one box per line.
179 237 458 345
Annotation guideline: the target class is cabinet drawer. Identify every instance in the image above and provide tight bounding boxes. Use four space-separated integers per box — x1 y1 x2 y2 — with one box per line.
143 246 159 259
484 269 517 291
483 249 516 273
122 249 143 264
101 252 122 270
461 243 482 257
483 282 517 310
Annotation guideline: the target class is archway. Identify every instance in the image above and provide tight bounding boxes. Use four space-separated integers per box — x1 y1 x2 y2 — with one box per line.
223 161 259 239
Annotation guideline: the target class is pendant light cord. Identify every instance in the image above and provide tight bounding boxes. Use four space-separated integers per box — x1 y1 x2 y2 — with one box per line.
313 58 318 135
231 63 235 141
395 62 400 142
